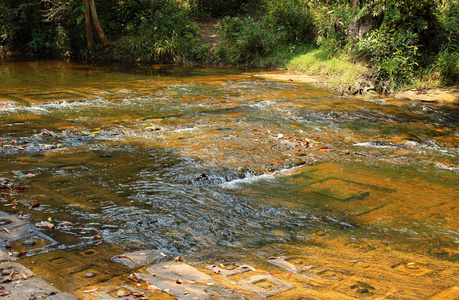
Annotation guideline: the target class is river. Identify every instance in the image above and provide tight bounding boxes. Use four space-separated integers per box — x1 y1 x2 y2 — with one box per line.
1 59 458 299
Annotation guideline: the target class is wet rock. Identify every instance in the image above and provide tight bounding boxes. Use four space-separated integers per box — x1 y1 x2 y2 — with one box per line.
237 273 294 298
111 249 167 268
0 263 76 299
85 272 96 278
267 256 317 278
207 260 256 277
1 269 10 275
351 282 375 294
23 239 36 247
146 261 214 284
137 271 229 300
195 173 210 180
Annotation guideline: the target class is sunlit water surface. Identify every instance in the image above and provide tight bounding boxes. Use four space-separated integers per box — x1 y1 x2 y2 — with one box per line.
0 59 458 295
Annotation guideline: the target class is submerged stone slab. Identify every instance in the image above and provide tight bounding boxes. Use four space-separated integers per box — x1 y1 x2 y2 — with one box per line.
207 260 256 277
428 286 459 299
0 248 14 263
0 262 35 279
0 262 78 299
85 284 150 300
0 215 31 241
138 273 221 300
2 276 78 299
111 249 167 268
267 256 321 279
146 261 214 284
237 273 294 298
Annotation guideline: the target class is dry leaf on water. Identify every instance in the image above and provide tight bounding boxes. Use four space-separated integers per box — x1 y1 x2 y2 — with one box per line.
40 221 54 229
29 202 40 209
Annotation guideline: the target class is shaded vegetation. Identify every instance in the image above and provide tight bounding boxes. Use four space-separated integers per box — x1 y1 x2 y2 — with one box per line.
1 0 458 92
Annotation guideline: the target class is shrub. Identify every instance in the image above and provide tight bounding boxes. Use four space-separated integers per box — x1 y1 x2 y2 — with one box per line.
355 28 420 90
189 0 264 18
0 0 59 55
110 0 199 63
216 16 273 65
267 0 315 45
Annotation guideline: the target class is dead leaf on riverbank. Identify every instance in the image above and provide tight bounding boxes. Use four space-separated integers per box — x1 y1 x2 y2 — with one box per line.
2 271 14 283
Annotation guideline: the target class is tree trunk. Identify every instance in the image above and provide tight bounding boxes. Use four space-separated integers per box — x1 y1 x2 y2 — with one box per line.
83 0 94 50
88 0 108 46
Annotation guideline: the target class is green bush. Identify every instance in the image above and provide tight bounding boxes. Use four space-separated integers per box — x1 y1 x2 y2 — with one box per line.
216 16 273 65
267 0 315 45
110 0 199 63
189 0 264 18
308 2 352 58
0 0 58 55
355 28 420 90
436 51 459 85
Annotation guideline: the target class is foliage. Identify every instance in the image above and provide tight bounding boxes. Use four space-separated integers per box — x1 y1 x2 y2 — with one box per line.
355 28 420 90
0 0 58 55
307 1 352 57
109 0 199 62
216 16 273 66
188 0 264 18
1 0 458 89
266 0 316 45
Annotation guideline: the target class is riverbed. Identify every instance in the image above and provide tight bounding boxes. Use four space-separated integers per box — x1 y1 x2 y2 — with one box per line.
1 59 458 299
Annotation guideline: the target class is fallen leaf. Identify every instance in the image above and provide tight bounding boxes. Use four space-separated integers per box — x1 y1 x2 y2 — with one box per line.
175 256 182 261
83 288 99 293
319 147 330 151
94 232 102 239
269 271 281 275
2 271 14 282
112 255 138 264
147 285 161 292
128 276 140 283
40 221 54 229
3 228 10 234
29 202 40 209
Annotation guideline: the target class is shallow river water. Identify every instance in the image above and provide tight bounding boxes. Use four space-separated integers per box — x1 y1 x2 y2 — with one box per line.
0 59 458 299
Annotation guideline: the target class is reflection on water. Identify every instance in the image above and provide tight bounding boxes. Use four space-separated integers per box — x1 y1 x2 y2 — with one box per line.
0 59 458 295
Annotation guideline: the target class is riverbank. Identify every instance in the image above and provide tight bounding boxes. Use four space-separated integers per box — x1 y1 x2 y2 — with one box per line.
253 71 459 104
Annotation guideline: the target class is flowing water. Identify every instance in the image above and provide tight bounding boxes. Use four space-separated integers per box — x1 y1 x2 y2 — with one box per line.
0 59 458 299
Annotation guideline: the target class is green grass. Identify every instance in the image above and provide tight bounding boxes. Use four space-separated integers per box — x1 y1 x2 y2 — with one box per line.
287 48 371 91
